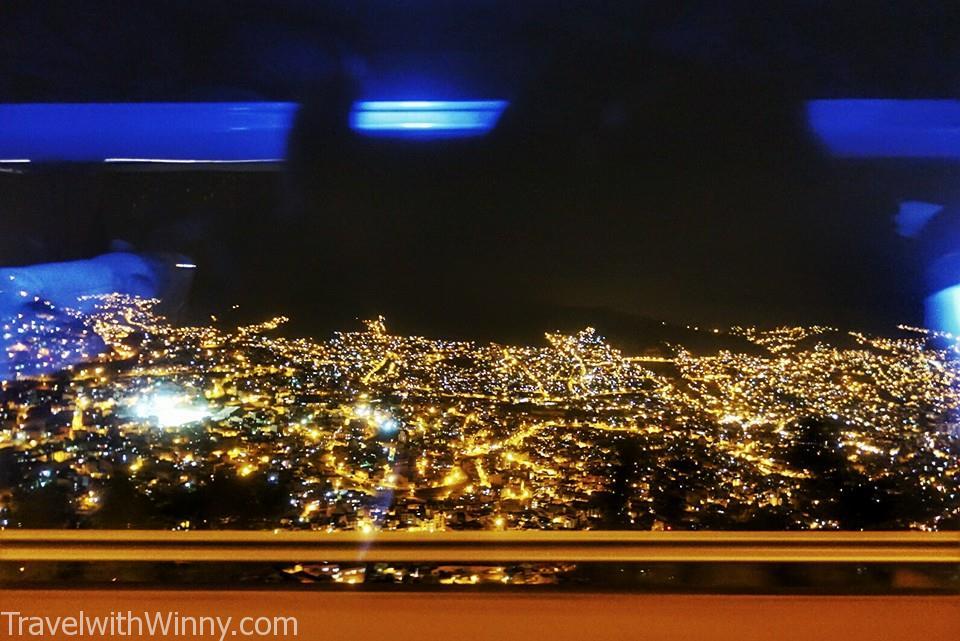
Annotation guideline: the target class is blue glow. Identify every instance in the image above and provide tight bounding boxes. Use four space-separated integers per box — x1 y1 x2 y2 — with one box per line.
350 100 508 138
0 103 297 163
0 253 167 308
0 253 186 380
896 201 944 238
807 100 960 158
926 285 960 338
925 252 960 338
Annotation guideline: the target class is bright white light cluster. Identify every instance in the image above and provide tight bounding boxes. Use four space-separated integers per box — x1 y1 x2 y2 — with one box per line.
134 391 210 427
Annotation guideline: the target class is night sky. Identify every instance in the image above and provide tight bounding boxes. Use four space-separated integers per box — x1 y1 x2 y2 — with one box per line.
1 2 958 342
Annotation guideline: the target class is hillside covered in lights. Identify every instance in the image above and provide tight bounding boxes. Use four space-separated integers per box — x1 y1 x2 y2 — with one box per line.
1 294 958 532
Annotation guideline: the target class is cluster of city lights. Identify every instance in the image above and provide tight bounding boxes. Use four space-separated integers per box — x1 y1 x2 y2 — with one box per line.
1 294 957 534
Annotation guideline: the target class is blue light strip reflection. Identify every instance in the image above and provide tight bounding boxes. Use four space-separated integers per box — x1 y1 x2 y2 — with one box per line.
807 100 960 158
0 100 510 162
0 103 298 163
350 100 508 138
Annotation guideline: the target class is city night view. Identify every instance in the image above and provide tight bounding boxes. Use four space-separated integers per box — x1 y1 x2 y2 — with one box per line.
0 3 958 639
1 294 957 533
